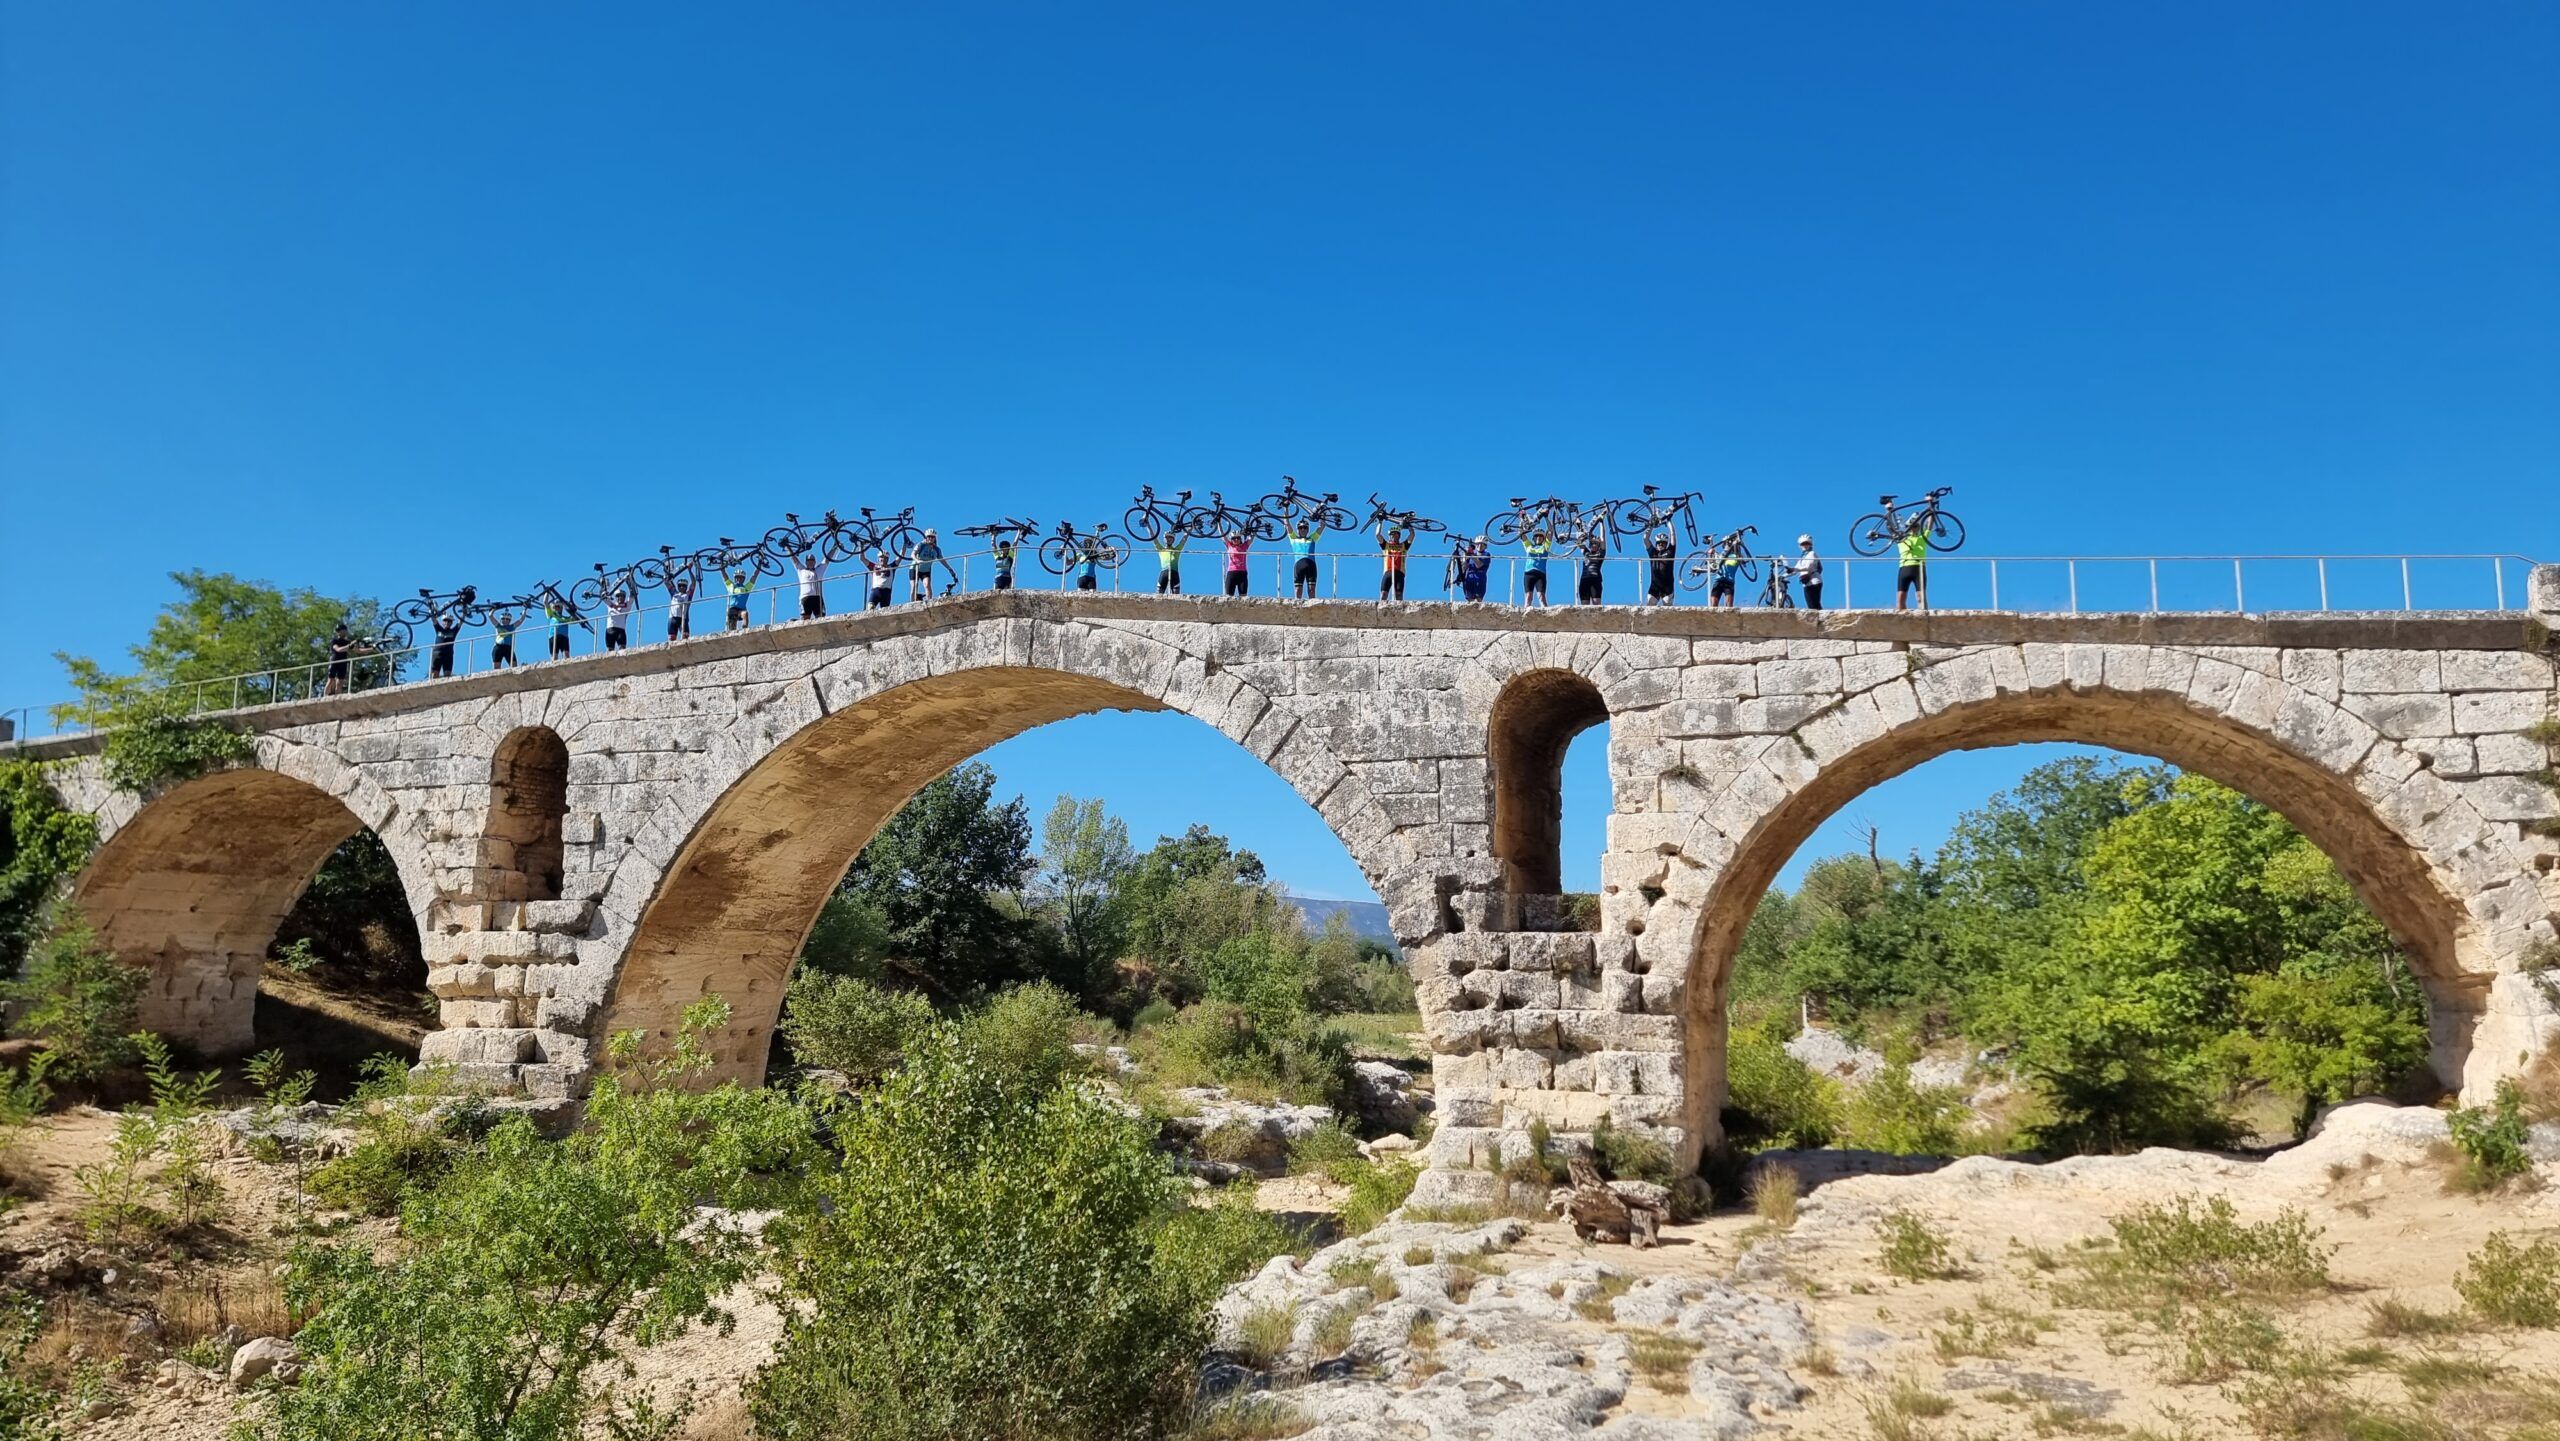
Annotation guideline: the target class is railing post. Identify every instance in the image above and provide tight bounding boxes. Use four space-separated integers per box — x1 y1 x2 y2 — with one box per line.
2317 557 2329 612
2401 557 2412 611
2494 555 2506 611
1988 559 1999 612
2068 560 2078 614
2233 558 2245 613
2148 558 2159 613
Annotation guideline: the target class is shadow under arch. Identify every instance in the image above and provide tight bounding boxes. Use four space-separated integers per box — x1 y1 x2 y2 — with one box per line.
1680 686 2490 1149
72 766 427 1057
1487 668 1609 905
484 726 570 903
602 664 1409 1086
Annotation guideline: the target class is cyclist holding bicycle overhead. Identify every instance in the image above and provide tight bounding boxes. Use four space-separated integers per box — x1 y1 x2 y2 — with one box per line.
723 567 754 630
1376 522 1411 600
1522 530 1552 606
1076 531 1109 592
865 547 894 610
1707 539 1743 609
906 530 957 601
991 533 1020 591
1577 529 1607 605
789 543 829 619
1644 528 1678 606
1897 527 1929 610
1287 518 1324 599
1154 532 1184 594
1222 529 1251 597
1456 536 1492 603
489 605 522 668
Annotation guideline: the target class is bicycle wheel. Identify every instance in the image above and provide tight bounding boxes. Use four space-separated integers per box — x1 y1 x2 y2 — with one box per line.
1848 515 1895 557
1122 506 1166 543
1248 510 1288 544
1608 499 1658 537
1316 502 1358 532
1739 557 1762 583
1680 552 1715 591
568 575 609 611
1487 511 1528 545
1096 540 1127 569
1037 537 1076 575
1927 511 1968 553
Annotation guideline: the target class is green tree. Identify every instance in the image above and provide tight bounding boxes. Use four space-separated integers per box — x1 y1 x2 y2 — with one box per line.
1116 825 1289 1001
1037 795 1135 992
55 570 395 724
2215 968 2430 1138
3 911 141 1084
0 762 96 980
831 763 1043 1002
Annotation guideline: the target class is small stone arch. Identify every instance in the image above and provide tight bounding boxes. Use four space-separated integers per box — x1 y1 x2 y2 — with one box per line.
1486 668 1610 906
483 727 570 903
69 754 432 1056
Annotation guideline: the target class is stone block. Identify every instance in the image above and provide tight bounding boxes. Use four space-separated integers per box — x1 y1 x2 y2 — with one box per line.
2441 652 2552 691
2454 692 2549 735
2342 650 2442 694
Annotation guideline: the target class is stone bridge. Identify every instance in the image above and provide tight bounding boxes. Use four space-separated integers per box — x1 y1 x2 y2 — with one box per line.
12 572 2560 1206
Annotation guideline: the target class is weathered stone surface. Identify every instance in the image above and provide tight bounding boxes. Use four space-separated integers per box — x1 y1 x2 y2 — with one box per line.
12 581 2558 1190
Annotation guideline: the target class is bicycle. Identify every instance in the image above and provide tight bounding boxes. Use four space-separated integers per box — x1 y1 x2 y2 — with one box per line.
1177 491 1274 542
1849 486 1967 556
570 560 646 614
1122 487 1194 544
1680 527 1761 593
1362 493 1449 537
382 586 486 651
762 509 868 567
1037 521 1128 576
956 517 1040 544
1487 496 1590 546
1607 484 1704 548
1258 477 1357 533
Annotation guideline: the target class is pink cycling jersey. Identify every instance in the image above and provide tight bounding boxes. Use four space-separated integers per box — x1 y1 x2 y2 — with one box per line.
1224 537 1250 572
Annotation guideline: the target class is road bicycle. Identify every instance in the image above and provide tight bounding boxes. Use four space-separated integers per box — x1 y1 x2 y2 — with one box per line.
1177 491 1275 542
1608 484 1705 548
1037 521 1128 575
380 586 485 650
1257 477 1357 533
699 534 788 581
1680 527 1762 592
1488 495 1591 546
571 560 649 613
1362 493 1449 538
1849 486 1967 557
1122 487 1194 544
956 517 1040 544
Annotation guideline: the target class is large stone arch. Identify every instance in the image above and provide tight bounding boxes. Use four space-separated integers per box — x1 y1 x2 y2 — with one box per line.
1662 648 2555 1152
69 741 434 1056
594 624 1427 1084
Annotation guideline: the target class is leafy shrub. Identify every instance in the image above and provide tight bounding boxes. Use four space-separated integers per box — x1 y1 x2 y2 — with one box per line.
0 1290 52 1441
1143 1001 1353 1111
259 1001 816 1441
1287 1120 1364 1182
1876 1211 1965 1281
2077 1195 2330 1307
1837 1062 1970 1156
1721 1023 1839 1150
2455 1232 2560 1327
306 1057 476 1215
1589 1117 1680 1187
748 1024 1245 1441
1337 1158 1420 1235
1156 1187 1296 1303
101 704 255 794
956 981 1088 1091
1130 998 1177 1031
0 760 97 981
74 1033 220 1245
2446 1080 2535 1192
3 911 142 1084
779 972 936 1082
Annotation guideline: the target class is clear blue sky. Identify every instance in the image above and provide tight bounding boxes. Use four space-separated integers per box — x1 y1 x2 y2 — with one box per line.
4 4 2554 900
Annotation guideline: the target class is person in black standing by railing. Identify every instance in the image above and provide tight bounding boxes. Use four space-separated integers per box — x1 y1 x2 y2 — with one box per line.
1644 527 1677 606
325 622 358 695
1794 535 1824 611
1577 529 1607 605
430 608 464 679
489 606 522 668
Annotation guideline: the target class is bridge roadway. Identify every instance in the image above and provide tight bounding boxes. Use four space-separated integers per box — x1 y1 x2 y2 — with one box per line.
11 571 2560 1206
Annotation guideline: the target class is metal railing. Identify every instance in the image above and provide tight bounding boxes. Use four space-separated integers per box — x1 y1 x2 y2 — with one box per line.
1 550 2543 743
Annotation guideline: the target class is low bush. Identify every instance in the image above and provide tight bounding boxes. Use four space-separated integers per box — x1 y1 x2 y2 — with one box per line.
1836 1062 1970 1156
2073 1195 2330 1308
1286 1120 1364 1182
2455 1231 2560 1327
1336 1158 1420 1235
1588 1117 1680 1187
75 1033 220 1246
1157 1187 1296 1302
1140 1001 1353 1111
2445 1079 2535 1192
956 981 1088 1091
777 972 936 1082
1721 1023 1839 1151
1876 1211 1965 1281
0 1291 50 1440
100 704 255 794
259 1001 817 1441
3 912 142 1085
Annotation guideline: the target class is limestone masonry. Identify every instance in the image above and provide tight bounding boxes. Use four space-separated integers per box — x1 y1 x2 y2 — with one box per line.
13 572 2560 1207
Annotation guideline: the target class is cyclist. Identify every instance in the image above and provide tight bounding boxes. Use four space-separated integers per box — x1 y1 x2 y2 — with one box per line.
1076 531 1108 592
865 548 894 610
1576 529 1607 605
666 570 695 641
1286 518 1324 599
603 581 635 651
1644 528 1677 606
489 606 522 668
907 530 956 601
1896 525 1929 611
790 544 829 619
1155 532 1184 594
1793 535 1823 611
991 531 1020 591
1707 539 1742 609
1222 529 1251 597
325 622 358 695
543 596 576 659
429 605 464 680
1522 530 1552 607
1457 536 1492 603
1376 521 1411 600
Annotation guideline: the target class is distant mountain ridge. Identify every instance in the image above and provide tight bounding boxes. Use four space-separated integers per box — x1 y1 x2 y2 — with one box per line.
1284 893 1396 945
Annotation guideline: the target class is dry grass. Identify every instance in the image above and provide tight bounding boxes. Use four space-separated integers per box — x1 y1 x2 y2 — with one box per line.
1624 1329 1700 1394
2365 1298 2470 1339
1749 1164 1801 1229
1573 1271 1635 1323
1176 1398 1313 1440
1235 1303 1297 1370
156 1268 295 1350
